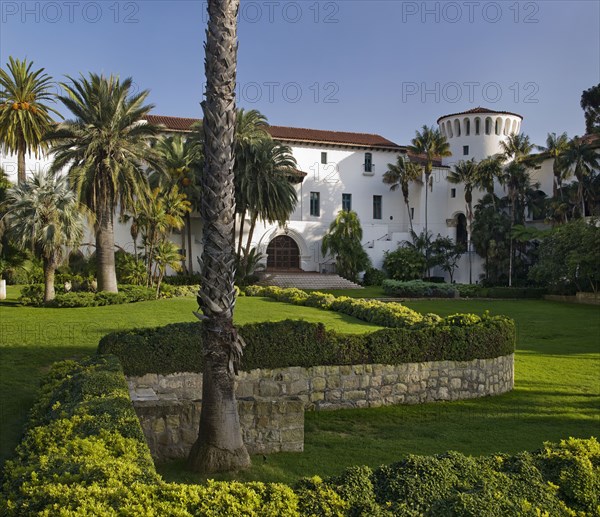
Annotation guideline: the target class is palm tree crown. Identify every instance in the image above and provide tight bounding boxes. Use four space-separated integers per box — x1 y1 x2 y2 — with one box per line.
4 171 84 301
383 155 423 232
47 73 159 292
0 57 61 184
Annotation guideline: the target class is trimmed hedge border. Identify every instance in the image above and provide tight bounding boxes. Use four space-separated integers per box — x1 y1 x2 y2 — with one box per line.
98 318 516 377
383 279 459 298
2 356 598 516
18 283 200 307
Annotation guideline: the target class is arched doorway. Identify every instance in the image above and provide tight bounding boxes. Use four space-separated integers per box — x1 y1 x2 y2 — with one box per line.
267 235 301 271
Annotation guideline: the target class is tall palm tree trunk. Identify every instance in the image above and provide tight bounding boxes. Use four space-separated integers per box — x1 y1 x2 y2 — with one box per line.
244 212 258 256
405 200 413 233
188 0 250 474
237 209 246 256
96 203 119 293
181 220 187 273
187 212 194 274
17 141 26 185
43 257 57 302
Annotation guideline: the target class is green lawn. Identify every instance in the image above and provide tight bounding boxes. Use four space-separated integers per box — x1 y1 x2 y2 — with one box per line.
1 286 598 487
0 286 380 465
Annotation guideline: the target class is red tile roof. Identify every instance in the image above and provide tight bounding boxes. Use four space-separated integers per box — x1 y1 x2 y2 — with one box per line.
437 107 523 124
144 114 402 150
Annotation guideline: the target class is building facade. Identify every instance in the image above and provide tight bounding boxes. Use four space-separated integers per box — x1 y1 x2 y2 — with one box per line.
1 107 560 284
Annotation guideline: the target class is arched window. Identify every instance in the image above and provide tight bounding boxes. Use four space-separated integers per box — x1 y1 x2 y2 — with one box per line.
447 120 453 138
454 119 461 137
474 117 481 135
495 118 502 135
485 117 492 135
456 214 468 248
464 118 470 136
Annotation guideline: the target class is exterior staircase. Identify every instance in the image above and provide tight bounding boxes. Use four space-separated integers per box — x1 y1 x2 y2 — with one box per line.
258 272 363 290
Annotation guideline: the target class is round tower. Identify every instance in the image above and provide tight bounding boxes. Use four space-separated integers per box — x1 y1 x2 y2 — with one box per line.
437 107 523 166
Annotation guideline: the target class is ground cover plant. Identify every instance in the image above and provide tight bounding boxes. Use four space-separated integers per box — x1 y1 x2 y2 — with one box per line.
1 285 598 487
2 356 598 516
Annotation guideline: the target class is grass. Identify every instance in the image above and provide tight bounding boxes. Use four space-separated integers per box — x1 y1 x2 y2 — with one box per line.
157 297 600 485
0 286 380 465
1 285 598 487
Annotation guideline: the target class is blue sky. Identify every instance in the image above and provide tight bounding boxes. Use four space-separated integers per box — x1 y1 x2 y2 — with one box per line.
1 0 598 146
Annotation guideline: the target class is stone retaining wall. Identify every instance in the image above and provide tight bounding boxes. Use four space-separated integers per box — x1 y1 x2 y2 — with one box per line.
133 396 304 462
129 355 513 460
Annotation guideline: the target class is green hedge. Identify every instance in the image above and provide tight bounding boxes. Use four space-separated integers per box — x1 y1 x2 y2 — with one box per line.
98 317 515 377
455 284 547 299
18 283 200 307
244 286 445 328
2 357 598 516
382 279 459 298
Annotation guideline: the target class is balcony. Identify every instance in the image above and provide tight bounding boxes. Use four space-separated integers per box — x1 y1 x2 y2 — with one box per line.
362 163 375 176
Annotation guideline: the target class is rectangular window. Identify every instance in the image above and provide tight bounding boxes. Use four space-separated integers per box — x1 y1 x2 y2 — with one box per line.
410 207 414 220
321 152 327 165
463 145 469 156
310 192 320 217
451 188 457 198
364 152 373 173
342 193 352 212
373 195 382 219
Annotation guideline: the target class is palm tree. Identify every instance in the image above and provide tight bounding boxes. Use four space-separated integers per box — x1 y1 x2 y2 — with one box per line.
321 210 371 283
0 57 61 184
154 133 203 273
408 125 451 277
239 137 298 255
383 155 423 233
562 137 600 217
408 125 452 237
153 240 183 298
447 159 478 283
499 133 534 163
474 155 503 208
536 132 570 202
47 74 160 293
187 0 251 474
4 171 84 301
234 108 269 254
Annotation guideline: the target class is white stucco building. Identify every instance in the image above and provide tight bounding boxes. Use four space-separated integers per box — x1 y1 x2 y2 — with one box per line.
0 107 567 284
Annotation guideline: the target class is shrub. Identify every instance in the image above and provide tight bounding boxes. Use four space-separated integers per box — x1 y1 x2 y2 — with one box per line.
362 267 387 286
98 317 515 377
454 284 547 299
383 247 426 281
163 273 203 286
3 357 596 515
382 279 459 298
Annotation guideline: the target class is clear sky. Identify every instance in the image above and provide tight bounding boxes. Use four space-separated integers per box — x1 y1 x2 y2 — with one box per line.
1 0 598 146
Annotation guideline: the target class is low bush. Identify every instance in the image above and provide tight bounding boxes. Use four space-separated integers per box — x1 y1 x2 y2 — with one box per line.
455 285 547 299
382 279 459 298
245 286 446 329
2 357 598 515
382 247 426 281
362 267 387 286
163 273 203 286
98 317 515 377
18 283 200 307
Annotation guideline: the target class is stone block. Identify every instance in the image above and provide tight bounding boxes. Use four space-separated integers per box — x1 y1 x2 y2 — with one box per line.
311 377 326 391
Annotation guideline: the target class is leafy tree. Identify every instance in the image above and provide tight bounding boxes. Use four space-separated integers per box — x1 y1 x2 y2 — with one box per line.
238 137 298 255
562 137 600 217
403 229 435 277
153 132 203 273
581 84 600 134
499 133 534 163
187 0 251 474
0 57 61 184
536 132 570 201
321 210 371 283
382 246 426 281
4 172 84 301
430 236 464 283
474 155 503 208
383 155 423 233
447 159 478 283
408 125 452 238
48 73 160 293
153 240 183 297
529 219 600 293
